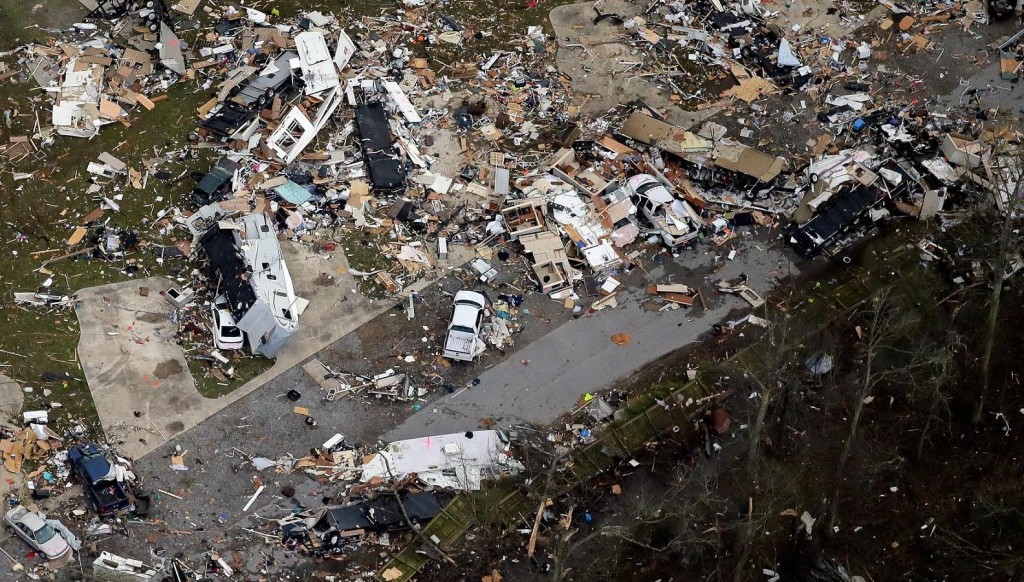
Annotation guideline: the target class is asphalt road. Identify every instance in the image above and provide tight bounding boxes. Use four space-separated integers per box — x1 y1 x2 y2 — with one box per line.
383 237 794 441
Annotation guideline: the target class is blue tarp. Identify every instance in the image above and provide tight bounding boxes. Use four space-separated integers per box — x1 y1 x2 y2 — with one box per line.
274 180 313 204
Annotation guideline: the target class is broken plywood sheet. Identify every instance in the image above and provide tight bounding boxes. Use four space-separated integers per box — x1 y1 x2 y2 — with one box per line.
4 136 33 158
67 226 88 246
723 62 777 103
598 135 636 159
171 0 203 15
99 99 126 121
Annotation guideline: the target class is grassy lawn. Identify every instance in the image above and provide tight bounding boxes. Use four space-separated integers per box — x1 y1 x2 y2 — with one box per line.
0 78 216 436
0 7 250 436
188 354 273 398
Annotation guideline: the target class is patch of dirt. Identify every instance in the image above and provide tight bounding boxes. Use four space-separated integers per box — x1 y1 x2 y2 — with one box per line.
137 311 166 323
154 359 183 379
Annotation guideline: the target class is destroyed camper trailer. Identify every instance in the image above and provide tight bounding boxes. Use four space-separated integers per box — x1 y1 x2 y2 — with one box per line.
234 50 297 108
788 157 913 256
354 97 407 194
280 491 454 555
360 430 523 491
200 50 298 139
195 208 300 358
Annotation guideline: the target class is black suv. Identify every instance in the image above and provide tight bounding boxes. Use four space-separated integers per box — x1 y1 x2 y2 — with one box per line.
68 443 148 516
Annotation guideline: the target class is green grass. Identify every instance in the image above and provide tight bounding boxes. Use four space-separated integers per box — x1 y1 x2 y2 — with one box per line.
188 355 273 398
0 79 214 435
0 13 244 436
0 3 47 47
330 227 395 298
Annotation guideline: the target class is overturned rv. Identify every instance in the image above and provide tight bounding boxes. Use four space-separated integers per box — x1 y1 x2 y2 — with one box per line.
189 205 300 358
788 153 914 256
360 430 523 491
280 491 455 555
200 50 297 139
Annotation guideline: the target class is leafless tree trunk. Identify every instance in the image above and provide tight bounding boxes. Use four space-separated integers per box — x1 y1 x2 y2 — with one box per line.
974 133 1024 424
741 316 798 487
828 288 923 531
743 367 774 488
974 217 1013 424
912 336 959 460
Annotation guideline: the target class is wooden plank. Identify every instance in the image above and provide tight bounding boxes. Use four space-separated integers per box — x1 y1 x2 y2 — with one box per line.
67 226 88 246
661 292 694 306
197 97 219 117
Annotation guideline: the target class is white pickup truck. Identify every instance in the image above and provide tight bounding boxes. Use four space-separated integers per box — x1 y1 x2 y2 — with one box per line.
443 291 488 362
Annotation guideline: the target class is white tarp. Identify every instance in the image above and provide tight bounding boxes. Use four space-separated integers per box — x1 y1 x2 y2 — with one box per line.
777 38 802 68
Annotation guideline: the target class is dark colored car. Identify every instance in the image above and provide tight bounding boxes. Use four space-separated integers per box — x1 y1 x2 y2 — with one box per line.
192 158 241 206
355 102 407 194
67 443 139 516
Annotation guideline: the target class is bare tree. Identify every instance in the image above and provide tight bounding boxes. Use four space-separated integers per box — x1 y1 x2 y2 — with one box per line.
908 334 960 460
973 128 1024 424
730 466 801 582
743 369 775 488
545 461 726 581
741 314 803 488
827 288 928 531
731 316 815 582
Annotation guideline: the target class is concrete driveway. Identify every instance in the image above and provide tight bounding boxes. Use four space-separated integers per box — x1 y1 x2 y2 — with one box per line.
75 274 200 456
75 242 387 459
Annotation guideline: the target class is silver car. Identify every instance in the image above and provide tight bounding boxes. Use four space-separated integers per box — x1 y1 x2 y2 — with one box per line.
3 506 72 560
